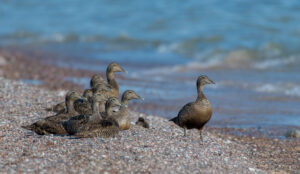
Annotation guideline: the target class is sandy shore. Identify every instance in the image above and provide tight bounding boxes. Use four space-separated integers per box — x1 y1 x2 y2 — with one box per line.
0 48 299 173
0 78 299 173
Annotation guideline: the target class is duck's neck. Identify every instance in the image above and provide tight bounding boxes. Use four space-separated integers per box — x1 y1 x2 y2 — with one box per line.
106 107 113 116
99 101 106 113
121 96 129 106
106 70 119 92
196 86 206 102
91 102 100 120
66 99 76 114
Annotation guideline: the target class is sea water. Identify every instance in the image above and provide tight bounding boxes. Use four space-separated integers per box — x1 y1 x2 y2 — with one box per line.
0 0 299 134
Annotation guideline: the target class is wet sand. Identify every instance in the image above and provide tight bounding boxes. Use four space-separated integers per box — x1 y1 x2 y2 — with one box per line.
0 47 299 173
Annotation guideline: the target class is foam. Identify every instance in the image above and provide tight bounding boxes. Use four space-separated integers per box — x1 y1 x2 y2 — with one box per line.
255 83 300 97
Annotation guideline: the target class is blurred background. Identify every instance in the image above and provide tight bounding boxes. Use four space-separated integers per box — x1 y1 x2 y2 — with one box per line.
0 0 299 137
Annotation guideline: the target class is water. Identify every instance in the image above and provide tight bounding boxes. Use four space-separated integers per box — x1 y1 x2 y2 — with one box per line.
0 0 300 134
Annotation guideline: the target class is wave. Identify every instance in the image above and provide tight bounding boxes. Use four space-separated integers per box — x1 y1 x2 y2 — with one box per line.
253 56 299 69
255 83 300 97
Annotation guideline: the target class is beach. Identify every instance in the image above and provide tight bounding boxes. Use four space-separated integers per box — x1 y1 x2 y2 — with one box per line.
0 49 299 173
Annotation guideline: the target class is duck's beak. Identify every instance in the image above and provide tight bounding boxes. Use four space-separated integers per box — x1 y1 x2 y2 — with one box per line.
208 78 215 84
139 96 145 100
117 66 127 73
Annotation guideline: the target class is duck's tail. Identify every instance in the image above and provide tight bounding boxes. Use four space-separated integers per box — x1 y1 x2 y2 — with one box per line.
45 107 53 112
169 116 179 124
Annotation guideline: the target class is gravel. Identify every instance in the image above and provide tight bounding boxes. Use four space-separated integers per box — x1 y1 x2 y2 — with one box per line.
0 78 299 173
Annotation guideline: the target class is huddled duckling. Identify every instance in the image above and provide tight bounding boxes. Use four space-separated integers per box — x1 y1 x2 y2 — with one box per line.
90 74 106 89
135 117 150 129
22 91 81 135
24 62 151 138
73 84 111 115
63 93 109 135
114 90 144 130
106 62 127 98
45 101 65 113
71 97 122 138
170 75 215 141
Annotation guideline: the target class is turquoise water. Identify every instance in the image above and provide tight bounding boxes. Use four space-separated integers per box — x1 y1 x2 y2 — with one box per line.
0 0 300 133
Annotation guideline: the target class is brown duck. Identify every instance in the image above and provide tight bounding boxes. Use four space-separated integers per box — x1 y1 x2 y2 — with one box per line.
114 90 144 130
47 89 93 115
73 89 94 115
73 83 111 115
90 74 106 89
22 91 82 135
63 93 109 134
170 75 215 140
70 97 122 138
135 117 150 128
45 101 65 113
105 62 127 98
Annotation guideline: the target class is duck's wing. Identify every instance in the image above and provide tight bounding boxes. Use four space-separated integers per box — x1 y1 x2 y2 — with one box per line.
177 102 194 126
74 99 92 115
44 113 72 122
74 119 120 138
22 119 67 135
63 114 90 135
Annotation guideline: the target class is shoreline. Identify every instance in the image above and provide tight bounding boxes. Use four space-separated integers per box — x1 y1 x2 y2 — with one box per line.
1 46 299 139
0 78 299 173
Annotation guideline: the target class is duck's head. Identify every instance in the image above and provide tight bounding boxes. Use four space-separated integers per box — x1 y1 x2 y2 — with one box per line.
105 97 122 112
92 92 108 104
197 75 215 88
90 74 105 88
106 62 127 74
83 89 93 99
65 91 81 102
92 83 112 94
122 90 144 101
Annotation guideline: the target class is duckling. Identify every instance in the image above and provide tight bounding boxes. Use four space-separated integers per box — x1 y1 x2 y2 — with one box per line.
22 91 81 135
45 101 65 113
113 90 144 130
170 75 215 141
48 89 93 115
135 117 150 129
106 62 127 98
73 89 94 115
72 83 111 115
63 92 108 135
73 97 122 138
90 74 106 89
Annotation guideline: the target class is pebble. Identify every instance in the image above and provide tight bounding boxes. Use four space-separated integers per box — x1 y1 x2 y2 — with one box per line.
0 78 298 173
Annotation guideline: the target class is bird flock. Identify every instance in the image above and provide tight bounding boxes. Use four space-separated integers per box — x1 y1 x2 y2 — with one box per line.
23 62 215 140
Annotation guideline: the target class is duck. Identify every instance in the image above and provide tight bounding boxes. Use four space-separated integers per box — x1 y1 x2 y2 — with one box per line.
22 91 82 135
90 74 106 89
135 117 150 128
70 97 122 138
113 90 144 130
45 101 65 113
170 75 215 141
72 83 112 115
47 88 94 115
63 92 109 135
105 62 127 98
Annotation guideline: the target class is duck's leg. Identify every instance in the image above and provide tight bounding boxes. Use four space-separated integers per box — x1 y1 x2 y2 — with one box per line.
199 130 203 141
183 127 187 136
